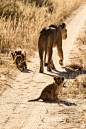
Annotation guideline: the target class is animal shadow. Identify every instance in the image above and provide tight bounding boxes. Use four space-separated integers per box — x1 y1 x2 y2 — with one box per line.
43 66 86 79
60 100 77 106
40 100 77 106
19 68 33 73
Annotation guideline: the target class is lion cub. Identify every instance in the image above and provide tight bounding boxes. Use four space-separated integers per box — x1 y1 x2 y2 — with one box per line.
15 55 27 70
28 76 65 103
11 50 27 70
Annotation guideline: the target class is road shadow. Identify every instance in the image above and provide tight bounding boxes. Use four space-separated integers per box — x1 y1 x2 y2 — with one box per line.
60 100 77 106
43 69 69 78
38 100 77 106
43 67 86 79
19 68 33 73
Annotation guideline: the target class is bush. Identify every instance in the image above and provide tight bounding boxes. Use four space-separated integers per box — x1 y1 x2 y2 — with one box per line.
28 0 54 13
0 2 23 21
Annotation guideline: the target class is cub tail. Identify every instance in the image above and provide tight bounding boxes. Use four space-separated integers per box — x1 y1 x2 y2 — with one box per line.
28 97 40 102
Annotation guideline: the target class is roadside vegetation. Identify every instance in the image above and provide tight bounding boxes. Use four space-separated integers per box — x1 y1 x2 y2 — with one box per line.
64 21 86 97
0 0 86 91
0 0 83 52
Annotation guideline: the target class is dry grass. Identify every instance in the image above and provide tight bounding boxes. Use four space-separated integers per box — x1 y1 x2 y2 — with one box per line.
69 21 86 71
0 0 85 85
62 75 86 100
64 21 86 97
0 0 83 53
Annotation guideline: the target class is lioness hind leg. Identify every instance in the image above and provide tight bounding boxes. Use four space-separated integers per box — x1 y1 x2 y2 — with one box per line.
40 59 43 73
39 50 44 73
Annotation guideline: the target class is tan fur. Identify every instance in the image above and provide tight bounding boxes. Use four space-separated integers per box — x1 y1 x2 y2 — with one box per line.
38 23 67 73
11 50 27 70
28 76 65 104
15 55 27 70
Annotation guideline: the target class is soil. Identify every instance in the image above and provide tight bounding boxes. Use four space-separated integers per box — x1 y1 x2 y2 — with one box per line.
0 1 86 129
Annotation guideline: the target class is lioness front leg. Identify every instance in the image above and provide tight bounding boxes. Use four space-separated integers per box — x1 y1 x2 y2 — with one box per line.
50 58 55 69
58 48 63 66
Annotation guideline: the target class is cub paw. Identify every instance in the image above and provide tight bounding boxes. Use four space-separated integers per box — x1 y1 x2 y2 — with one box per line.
59 59 63 66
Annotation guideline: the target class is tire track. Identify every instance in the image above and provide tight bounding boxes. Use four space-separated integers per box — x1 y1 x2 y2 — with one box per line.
1 1 86 129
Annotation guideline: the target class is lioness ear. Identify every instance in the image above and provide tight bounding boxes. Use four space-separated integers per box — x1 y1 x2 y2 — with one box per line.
61 23 66 28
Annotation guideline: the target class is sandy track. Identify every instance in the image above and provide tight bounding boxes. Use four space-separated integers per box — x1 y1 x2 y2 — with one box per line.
0 1 86 129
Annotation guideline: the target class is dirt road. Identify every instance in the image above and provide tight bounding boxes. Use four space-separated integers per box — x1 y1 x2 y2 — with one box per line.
0 1 86 129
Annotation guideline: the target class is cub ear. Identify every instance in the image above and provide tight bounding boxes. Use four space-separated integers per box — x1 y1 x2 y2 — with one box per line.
11 52 15 56
53 76 56 81
61 23 66 28
62 76 65 81
11 52 15 60
11 52 13 55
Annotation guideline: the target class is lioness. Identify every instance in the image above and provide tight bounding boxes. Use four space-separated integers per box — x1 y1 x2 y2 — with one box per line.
11 50 27 70
38 23 67 73
28 76 65 104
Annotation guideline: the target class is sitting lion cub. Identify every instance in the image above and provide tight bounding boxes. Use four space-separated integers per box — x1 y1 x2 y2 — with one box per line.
28 76 65 104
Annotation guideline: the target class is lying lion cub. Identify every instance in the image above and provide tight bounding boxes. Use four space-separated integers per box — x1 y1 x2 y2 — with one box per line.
11 50 27 70
28 76 65 104
15 55 27 70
